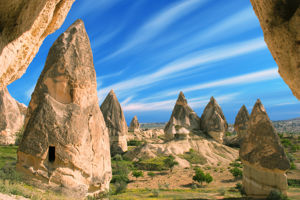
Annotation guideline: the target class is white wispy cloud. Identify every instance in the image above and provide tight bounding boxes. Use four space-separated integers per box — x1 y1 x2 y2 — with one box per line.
166 68 280 96
101 0 208 61
98 37 267 102
25 85 35 100
122 93 239 111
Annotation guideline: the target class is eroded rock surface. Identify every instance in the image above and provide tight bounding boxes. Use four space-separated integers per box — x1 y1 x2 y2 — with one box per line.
240 99 290 198
0 88 26 145
16 20 112 197
100 90 128 155
0 0 75 89
164 92 200 140
234 105 250 140
200 97 228 143
250 0 300 99
129 116 140 133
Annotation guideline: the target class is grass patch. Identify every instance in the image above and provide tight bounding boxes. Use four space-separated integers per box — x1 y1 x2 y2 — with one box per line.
179 149 207 165
134 156 169 171
0 146 18 168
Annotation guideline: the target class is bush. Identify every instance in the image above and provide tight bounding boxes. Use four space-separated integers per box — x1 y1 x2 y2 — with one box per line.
112 154 123 161
230 167 243 179
147 172 156 179
235 183 246 195
192 167 213 186
127 140 142 146
281 138 292 148
132 170 143 179
290 162 296 170
288 179 300 187
151 189 160 197
267 189 288 200
14 127 24 146
229 161 243 168
114 181 127 194
163 155 178 172
0 163 21 184
111 160 131 194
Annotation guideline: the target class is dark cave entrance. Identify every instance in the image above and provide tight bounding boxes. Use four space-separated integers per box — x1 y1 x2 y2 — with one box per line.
48 146 55 163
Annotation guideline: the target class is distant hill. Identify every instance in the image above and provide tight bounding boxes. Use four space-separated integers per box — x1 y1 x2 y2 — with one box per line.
140 118 300 134
272 117 300 133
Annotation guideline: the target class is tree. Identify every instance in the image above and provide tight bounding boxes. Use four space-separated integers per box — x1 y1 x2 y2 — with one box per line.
230 167 243 180
163 155 178 172
132 170 143 180
192 167 213 186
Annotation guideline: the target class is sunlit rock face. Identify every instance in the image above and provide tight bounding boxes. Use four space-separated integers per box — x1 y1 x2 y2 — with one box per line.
16 20 112 197
164 92 200 140
240 99 290 198
0 0 74 89
0 88 26 145
129 116 140 133
200 97 228 143
100 90 128 156
234 105 250 141
250 0 300 99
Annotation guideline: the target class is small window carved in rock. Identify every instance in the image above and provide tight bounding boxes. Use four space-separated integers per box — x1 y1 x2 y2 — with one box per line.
48 146 55 163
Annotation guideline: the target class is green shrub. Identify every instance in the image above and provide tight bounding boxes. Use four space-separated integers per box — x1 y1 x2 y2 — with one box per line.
179 149 207 165
229 161 243 168
192 167 213 186
229 167 243 179
235 183 246 195
147 172 156 179
267 189 288 200
225 132 232 137
163 155 178 172
132 170 143 179
112 154 123 161
151 189 160 197
290 162 296 170
114 180 127 194
288 179 300 187
281 138 292 148
127 140 143 146
14 127 24 146
111 160 131 194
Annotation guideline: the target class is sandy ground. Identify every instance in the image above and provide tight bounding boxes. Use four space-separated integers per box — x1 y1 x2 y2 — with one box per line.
127 163 240 190
0 193 29 200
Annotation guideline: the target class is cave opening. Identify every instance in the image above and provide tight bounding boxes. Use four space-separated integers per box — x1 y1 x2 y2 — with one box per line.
48 146 55 163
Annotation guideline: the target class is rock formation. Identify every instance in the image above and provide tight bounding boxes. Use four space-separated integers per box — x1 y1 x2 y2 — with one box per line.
200 97 228 143
164 92 200 140
240 99 290 198
0 88 26 145
16 20 112 197
128 116 140 132
0 0 75 89
250 0 300 99
234 105 250 140
100 90 128 155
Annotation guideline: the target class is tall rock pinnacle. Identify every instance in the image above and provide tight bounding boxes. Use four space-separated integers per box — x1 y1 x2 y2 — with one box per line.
16 20 112 197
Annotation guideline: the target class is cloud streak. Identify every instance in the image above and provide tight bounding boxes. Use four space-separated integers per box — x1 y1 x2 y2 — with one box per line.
98 37 267 102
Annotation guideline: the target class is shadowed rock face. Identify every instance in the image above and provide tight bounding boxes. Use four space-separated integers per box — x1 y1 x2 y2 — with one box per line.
250 0 300 99
200 97 228 143
16 20 112 197
164 92 200 140
100 90 128 155
240 99 290 198
234 105 250 140
0 88 26 145
129 116 140 132
0 0 75 89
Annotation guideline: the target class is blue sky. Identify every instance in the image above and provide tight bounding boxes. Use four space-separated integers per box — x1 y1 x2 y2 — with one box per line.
7 0 300 124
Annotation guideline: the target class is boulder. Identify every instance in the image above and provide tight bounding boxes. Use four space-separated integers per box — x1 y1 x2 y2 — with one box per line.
128 116 140 132
0 88 26 145
250 0 300 99
100 90 128 155
164 92 200 140
16 20 112 197
240 99 290 198
234 105 250 141
200 97 228 143
0 0 75 89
